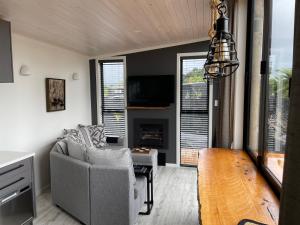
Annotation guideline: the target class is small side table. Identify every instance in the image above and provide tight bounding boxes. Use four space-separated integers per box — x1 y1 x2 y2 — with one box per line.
131 149 158 177
134 165 153 215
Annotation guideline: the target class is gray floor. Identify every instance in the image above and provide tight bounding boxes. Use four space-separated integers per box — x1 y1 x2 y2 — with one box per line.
33 166 199 225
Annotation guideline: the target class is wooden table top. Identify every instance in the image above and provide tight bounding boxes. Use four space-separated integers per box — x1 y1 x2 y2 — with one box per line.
198 148 279 225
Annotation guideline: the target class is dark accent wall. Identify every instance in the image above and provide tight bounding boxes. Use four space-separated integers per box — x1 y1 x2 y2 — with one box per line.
279 1 300 224
89 59 98 125
126 41 209 163
0 19 14 83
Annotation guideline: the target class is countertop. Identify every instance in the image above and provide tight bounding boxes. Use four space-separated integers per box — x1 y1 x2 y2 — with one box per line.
0 151 35 169
197 148 279 225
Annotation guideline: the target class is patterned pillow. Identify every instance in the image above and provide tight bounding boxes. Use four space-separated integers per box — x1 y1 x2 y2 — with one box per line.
51 140 68 155
63 129 84 144
77 125 93 147
78 124 106 149
56 140 68 155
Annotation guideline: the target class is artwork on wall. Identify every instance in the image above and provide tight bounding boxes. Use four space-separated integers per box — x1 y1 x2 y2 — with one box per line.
45 78 65 112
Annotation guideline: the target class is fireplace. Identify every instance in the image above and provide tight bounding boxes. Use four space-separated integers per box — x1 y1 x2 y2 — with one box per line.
133 119 168 149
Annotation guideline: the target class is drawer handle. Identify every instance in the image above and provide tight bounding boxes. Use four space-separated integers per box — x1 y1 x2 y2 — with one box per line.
0 177 25 191
20 185 30 193
1 192 18 204
0 164 24 176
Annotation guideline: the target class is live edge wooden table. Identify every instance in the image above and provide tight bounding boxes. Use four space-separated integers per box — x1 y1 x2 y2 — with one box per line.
197 148 279 225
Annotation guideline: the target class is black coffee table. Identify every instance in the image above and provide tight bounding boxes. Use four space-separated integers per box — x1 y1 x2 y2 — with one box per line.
134 165 153 215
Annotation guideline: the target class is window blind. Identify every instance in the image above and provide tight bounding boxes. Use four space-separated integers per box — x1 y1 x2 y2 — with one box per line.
100 61 125 137
180 58 208 150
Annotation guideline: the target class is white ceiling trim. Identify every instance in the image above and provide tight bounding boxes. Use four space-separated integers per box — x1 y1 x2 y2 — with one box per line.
95 37 210 59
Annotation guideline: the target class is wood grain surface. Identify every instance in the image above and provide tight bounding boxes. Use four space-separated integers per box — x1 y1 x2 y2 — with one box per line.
198 148 279 225
0 0 211 56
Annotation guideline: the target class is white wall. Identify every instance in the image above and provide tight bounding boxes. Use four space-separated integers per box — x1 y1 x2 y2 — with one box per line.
0 34 91 195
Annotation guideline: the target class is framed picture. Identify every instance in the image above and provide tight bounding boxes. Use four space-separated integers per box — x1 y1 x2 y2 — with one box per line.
46 78 65 112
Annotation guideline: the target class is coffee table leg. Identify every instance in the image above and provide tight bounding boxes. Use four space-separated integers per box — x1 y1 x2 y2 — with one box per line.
150 170 153 205
139 169 154 215
147 173 150 213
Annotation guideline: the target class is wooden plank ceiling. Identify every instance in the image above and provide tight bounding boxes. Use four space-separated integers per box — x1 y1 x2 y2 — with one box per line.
0 0 211 56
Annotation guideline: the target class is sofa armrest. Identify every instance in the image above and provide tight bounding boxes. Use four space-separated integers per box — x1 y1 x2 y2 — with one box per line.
50 151 90 225
90 165 135 225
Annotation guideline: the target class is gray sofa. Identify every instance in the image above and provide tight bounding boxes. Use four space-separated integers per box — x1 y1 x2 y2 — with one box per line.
50 150 147 225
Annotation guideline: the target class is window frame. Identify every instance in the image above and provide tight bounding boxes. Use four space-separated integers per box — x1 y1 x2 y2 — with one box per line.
179 55 210 167
98 57 128 147
176 52 212 166
243 0 295 197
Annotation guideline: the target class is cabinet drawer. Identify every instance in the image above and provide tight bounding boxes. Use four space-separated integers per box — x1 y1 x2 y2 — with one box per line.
0 158 32 183
0 171 31 198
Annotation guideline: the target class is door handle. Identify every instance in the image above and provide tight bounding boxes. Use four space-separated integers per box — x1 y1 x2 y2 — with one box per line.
1 192 18 204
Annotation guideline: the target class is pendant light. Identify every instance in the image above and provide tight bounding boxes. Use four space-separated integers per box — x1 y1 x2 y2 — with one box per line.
204 0 239 80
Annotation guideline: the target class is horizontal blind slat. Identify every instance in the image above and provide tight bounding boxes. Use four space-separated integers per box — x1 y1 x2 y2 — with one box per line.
180 58 208 150
101 62 125 137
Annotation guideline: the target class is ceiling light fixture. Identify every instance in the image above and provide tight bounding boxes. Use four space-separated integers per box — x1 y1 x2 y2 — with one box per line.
204 0 239 80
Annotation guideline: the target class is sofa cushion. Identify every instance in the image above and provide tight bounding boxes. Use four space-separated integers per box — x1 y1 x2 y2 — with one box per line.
66 137 88 161
63 129 84 144
78 124 106 149
86 148 136 184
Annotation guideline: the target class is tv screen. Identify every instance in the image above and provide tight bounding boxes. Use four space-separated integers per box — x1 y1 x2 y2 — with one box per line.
127 75 175 107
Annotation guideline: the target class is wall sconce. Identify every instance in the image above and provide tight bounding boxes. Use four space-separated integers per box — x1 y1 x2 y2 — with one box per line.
19 65 31 76
72 73 79 80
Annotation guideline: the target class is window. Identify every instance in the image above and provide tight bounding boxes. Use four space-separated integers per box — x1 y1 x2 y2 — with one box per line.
264 0 295 183
100 60 126 139
245 0 295 189
180 57 209 166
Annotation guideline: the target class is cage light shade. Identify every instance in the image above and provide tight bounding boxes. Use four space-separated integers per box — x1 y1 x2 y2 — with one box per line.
204 1 239 79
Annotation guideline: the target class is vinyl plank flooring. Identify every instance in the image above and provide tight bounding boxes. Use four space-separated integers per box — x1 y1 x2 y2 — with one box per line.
33 166 199 225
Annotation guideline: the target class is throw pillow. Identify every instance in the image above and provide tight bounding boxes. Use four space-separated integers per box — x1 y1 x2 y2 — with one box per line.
86 147 136 184
54 140 68 155
66 137 87 161
78 124 106 149
77 125 93 147
63 129 84 144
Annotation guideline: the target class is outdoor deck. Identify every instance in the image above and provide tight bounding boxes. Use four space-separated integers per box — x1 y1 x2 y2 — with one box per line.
181 148 199 166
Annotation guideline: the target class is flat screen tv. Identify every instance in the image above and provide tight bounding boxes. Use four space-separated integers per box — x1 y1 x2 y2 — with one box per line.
127 75 175 107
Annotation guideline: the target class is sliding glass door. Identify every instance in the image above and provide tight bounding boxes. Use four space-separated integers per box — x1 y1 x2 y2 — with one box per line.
180 57 208 166
245 0 295 188
264 0 295 183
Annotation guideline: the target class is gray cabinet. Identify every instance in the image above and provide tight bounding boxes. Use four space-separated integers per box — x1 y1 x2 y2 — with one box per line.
0 156 36 225
0 19 14 83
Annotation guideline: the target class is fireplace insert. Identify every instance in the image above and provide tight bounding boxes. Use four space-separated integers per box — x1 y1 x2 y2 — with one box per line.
133 119 168 149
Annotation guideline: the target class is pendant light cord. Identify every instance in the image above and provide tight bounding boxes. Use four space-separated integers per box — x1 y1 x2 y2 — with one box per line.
217 0 227 16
